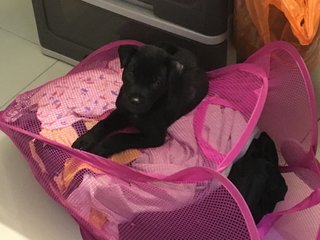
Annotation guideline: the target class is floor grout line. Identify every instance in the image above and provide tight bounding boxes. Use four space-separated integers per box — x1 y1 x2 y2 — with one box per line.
0 26 39 46
0 60 58 110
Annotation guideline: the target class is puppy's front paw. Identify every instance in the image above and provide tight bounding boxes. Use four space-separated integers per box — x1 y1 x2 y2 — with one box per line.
91 145 114 158
91 140 118 158
72 133 97 151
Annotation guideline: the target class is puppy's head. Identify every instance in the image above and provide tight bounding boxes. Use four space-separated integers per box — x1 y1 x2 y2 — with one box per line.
117 45 184 114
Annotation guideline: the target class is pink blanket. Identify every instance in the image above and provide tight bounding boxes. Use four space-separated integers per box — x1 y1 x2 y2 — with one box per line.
31 59 122 130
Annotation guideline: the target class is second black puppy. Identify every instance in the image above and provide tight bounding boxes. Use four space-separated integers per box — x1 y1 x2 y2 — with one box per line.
72 43 208 157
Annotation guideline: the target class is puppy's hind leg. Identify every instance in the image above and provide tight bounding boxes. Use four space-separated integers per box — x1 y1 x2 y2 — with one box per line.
72 110 129 152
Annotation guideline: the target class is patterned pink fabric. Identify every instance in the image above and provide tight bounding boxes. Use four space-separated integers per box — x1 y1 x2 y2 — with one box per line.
31 59 122 130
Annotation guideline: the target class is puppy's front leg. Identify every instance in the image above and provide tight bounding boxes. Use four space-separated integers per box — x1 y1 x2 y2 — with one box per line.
91 128 166 157
72 110 128 151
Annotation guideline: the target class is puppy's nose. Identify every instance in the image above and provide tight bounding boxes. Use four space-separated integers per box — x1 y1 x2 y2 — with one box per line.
130 97 143 105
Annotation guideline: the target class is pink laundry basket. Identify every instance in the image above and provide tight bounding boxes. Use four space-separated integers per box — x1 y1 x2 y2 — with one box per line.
0 40 320 240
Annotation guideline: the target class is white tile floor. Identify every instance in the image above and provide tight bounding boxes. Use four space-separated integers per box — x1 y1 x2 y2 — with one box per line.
0 1 320 240
0 1 80 239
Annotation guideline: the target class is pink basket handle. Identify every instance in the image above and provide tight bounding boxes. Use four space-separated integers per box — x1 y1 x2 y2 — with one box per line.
193 96 239 166
257 187 320 238
80 226 98 240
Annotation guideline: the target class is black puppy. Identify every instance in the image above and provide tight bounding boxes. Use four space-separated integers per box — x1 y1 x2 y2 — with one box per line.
72 43 208 157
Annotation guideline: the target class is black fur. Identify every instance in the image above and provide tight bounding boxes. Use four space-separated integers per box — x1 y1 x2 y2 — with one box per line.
72 43 208 157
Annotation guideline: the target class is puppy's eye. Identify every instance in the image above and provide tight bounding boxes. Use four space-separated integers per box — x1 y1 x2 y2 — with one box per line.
128 71 135 78
153 79 161 88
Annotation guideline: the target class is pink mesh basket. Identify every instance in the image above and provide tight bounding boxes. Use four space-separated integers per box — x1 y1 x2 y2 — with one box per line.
0 40 320 240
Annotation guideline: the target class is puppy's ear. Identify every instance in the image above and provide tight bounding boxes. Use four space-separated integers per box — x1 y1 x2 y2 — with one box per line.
118 45 138 68
168 60 184 80
167 59 184 95
172 60 184 74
